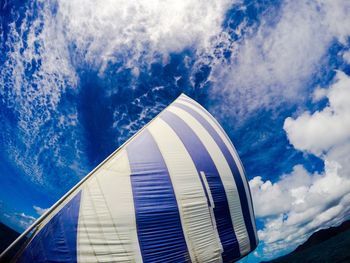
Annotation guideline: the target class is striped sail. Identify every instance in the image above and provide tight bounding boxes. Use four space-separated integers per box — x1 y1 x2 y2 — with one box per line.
10 94 258 263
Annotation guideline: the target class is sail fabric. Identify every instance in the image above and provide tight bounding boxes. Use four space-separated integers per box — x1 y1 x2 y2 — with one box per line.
14 94 258 263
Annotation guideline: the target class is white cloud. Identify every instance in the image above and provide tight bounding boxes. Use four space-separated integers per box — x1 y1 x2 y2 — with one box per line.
312 87 328 102
0 1 84 185
251 71 350 259
0 203 39 232
284 71 350 156
14 213 36 230
58 0 233 72
209 0 350 118
250 165 311 218
344 51 350 64
251 161 350 259
0 1 78 125
33 205 49 216
0 0 234 188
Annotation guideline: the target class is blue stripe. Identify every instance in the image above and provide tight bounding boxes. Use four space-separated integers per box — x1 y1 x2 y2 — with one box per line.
178 97 247 165
17 192 82 263
178 98 235 148
161 111 241 262
173 102 258 251
126 129 190 263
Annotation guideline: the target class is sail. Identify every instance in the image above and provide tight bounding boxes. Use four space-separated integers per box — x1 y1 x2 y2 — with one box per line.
8 94 258 263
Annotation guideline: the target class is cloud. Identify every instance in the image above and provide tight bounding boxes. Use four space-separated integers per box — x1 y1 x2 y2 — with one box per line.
13 212 36 230
251 161 350 258
33 205 49 216
58 0 233 72
0 0 235 190
284 71 350 156
209 0 350 118
0 1 92 189
344 51 350 64
250 71 350 259
0 1 78 124
0 202 39 232
249 165 311 218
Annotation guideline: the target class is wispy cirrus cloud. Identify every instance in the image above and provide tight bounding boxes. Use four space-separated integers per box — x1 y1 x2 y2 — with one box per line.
0 0 235 192
33 205 49 216
0 1 86 190
209 0 350 118
205 3 350 257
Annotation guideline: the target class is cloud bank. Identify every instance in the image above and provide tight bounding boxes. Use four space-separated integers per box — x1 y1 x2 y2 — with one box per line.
58 0 233 71
250 71 350 258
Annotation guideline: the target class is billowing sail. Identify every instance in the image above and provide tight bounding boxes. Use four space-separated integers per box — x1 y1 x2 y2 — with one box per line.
6 94 258 262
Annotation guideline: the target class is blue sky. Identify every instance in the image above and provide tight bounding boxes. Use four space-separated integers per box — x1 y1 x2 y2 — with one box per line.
1 0 350 261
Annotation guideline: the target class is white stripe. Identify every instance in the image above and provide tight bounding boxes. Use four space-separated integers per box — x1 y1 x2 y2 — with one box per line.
148 118 223 263
167 106 250 255
77 150 142 263
176 97 258 244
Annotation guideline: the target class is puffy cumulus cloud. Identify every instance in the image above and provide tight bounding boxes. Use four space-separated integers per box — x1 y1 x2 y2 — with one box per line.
209 0 350 117
58 0 233 72
284 71 350 156
249 165 311 218
251 161 350 258
250 71 350 259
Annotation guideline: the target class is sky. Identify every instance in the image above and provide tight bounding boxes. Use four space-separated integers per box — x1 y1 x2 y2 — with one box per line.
1 0 350 261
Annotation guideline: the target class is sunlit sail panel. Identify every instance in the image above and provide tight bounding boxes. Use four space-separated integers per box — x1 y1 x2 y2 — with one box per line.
6 94 258 263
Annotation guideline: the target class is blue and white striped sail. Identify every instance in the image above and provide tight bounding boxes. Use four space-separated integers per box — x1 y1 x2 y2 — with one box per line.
12 94 258 263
